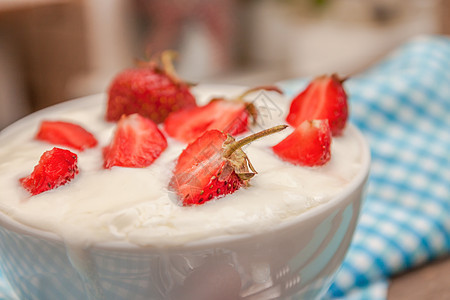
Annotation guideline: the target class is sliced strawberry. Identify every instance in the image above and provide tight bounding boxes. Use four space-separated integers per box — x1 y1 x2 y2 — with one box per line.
103 113 167 168
164 86 282 143
169 125 287 206
164 101 249 144
20 147 79 195
273 120 331 167
106 51 197 123
36 120 98 151
286 74 348 136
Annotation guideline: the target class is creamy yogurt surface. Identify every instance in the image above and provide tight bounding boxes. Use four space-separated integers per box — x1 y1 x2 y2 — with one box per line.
0 85 363 247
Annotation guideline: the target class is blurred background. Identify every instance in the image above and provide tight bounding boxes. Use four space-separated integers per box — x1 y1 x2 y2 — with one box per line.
0 0 449 129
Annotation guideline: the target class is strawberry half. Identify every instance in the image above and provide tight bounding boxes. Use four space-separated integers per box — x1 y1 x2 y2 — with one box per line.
103 113 167 168
164 86 282 143
169 125 287 206
286 74 348 136
273 119 331 167
20 147 79 195
106 51 197 123
36 120 98 151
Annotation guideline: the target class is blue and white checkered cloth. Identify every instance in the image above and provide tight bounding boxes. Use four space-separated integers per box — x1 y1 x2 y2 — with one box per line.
281 35 450 299
1 35 449 299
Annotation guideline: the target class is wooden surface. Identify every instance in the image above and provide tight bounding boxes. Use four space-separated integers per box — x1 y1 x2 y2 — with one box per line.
388 255 450 299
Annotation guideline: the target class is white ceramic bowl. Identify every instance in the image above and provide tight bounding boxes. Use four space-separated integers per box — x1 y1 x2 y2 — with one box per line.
0 91 370 300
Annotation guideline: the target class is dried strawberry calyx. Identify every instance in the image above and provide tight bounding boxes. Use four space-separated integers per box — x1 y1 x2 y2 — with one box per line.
160 50 180 83
314 73 348 84
137 50 194 86
221 124 287 182
331 73 348 84
240 86 283 125
210 86 284 125
236 85 284 101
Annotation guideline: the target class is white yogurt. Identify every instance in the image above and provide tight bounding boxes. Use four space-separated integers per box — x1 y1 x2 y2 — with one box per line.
0 85 363 247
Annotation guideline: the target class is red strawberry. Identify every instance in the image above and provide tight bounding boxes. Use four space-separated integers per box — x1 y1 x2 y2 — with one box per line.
20 147 79 195
164 101 248 144
103 113 167 168
36 120 98 151
169 125 287 206
164 86 282 143
286 74 348 136
106 51 197 123
273 119 331 167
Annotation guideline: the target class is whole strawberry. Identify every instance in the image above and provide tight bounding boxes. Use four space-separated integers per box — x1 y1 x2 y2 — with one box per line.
286 74 348 136
164 86 282 143
20 147 79 195
169 125 287 206
106 51 197 123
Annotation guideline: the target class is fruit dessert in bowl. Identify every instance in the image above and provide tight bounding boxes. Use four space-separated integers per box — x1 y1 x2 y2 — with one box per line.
0 64 370 300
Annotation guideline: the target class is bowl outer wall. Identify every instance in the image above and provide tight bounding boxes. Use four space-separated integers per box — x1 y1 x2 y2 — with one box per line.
0 91 371 299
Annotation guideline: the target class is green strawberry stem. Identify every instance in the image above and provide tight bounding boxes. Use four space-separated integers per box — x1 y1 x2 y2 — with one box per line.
232 86 284 125
223 125 287 158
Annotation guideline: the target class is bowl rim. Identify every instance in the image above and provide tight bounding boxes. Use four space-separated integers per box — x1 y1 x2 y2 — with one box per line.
0 88 371 252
